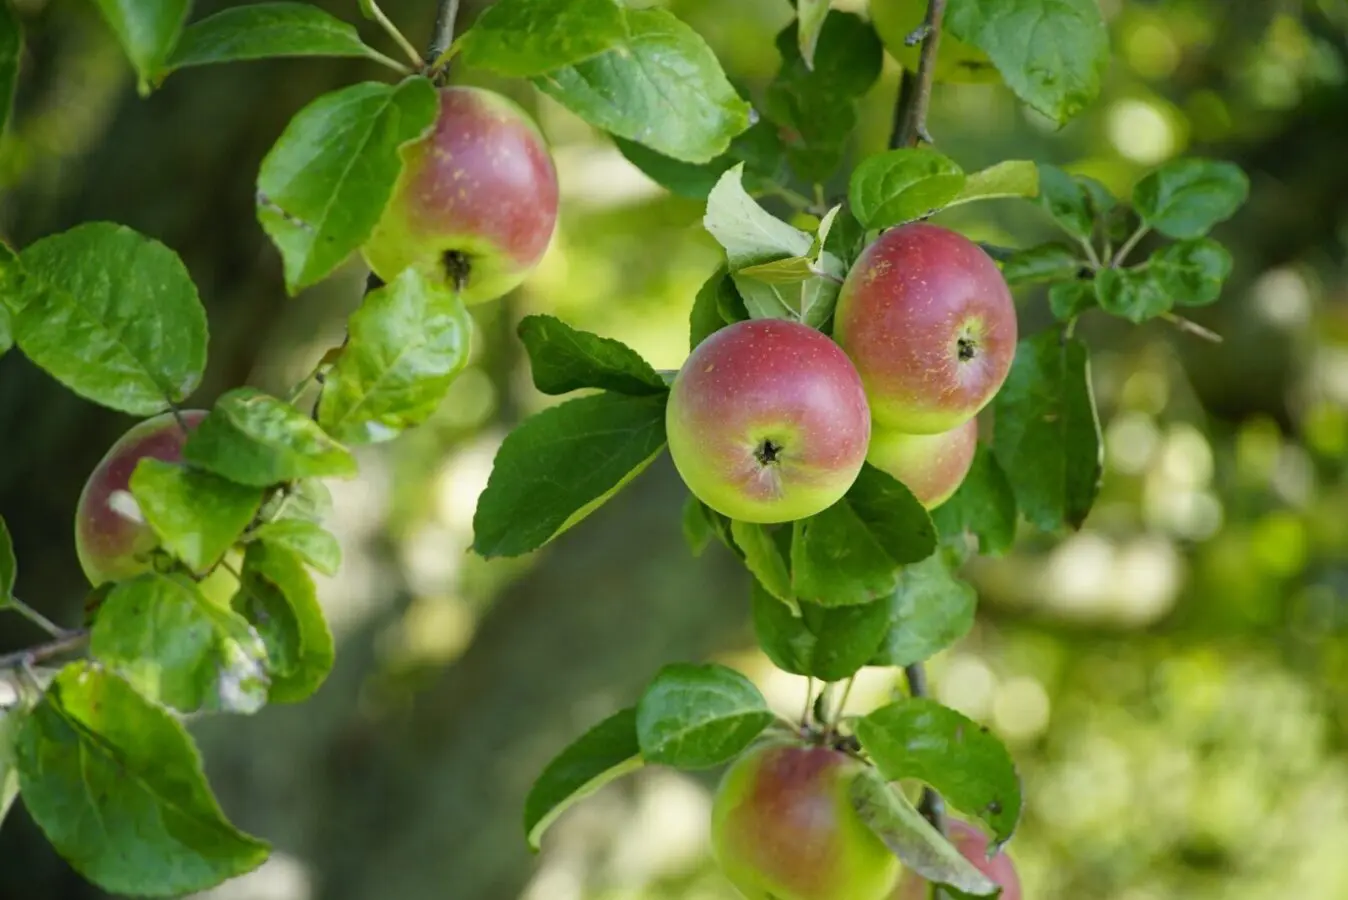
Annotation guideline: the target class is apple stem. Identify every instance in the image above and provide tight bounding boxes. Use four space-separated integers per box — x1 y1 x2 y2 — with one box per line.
802 676 815 727
1162 311 1223 343
0 628 89 672
366 0 426 70
1111 224 1151 268
891 0 947 149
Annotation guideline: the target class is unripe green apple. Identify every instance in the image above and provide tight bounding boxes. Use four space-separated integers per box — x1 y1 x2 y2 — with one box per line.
75 411 208 586
869 0 999 84
712 742 900 900
892 819 1022 900
834 223 1016 435
666 319 871 524
362 86 559 305
867 418 977 509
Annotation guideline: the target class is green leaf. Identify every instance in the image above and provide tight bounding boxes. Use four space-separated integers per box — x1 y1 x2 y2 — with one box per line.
931 445 1017 555
233 541 334 703
0 242 17 359
6 223 207 416
1077 175 1117 219
704 164 846 326
849 148 966 231
1094 265 1170 323
1132 158 1249 239
791 502 899 607
91 0 189 91
533 7 750 164
472 392 668 558
261 478 333 525
0 698 22 830
257 76 438 293
823 204 867 268
317 268 471 444
731 521 795 608
0 0 19 136
736 256 817 284
682 494 715 557
524 707 642 851
518 315 667 397
752 582 891 681
614 119 787 201
90 573 270 715
128 459 263 573
689 266 739 350
993 331 1101 532
15 663 270 896
949 160 1039 206
1036 164 1093 241
167 3 386 71
1150 237 1233 307
869 551 977 668
764 12 882 182
845 463 939 565
856 697 1022 845
1001 243 1082 286
849 767 1000 897
186 387 357 487
0 514 13 599
635 663 774 769
1048 280 1096 321
946 0 1109 126
796 0 831 68
250 519 342 576
456 0 625 78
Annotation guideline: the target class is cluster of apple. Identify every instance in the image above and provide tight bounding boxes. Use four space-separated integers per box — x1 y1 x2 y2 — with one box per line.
668 222 1017 524
74 84 560 586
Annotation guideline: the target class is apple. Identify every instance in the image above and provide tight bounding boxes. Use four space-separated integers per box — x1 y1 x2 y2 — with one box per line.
75 410 208 586
362 86 559 305
712 742 900 900
869 0 999 84
833 223 1017 435
666 319 871 524
867 418 978 510
892 819 1022 900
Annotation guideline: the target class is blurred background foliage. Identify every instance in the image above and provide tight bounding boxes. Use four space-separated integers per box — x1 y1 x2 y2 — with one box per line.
2 0 1347 898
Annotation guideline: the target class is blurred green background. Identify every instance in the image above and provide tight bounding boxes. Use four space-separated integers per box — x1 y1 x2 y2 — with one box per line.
3 0 1348 897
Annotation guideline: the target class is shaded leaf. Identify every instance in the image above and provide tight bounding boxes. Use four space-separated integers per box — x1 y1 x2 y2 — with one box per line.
993 331 1101 532
6 223 207 416
1036 164 1092 241
187 387 357 486
869 551 977 668
90 573 270 715
0 514 13 599
791 502 899 607
472 393 668 558
317 268 472 443
0 0 18 136
1001 243 1082 286
129 459 263 573
518 315 667 396
752 581 891 681
167 3 386 71
1048 280 1096 321
250 519 342 576
524 707 642 850
635 663 774 769
1151 237 1233 307
731 521 794 608
849 766 999 896
257 77 438 292
931 445 1018 555
855 697 1022 845
534 7 750 164
796 0 831 68
946 0 1109 126
849 148 966 230
689 266 740 350
92 0 189 90
456 0 626 77
949 160 1039 205
233 541 334 703
1133 158 1249 239
1094 265 1170 323
845 464 938 565
15 663 269 896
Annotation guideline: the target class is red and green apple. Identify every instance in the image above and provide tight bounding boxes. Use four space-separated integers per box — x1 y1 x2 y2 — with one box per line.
866 418 978 510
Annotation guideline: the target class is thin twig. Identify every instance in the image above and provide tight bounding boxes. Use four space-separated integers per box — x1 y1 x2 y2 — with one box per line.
1162 311 1224 343
0 629 89 671
1110 224 1150 267
7 597 68 639
426 0 462 74
802 676 815 728
893 0 947 148
828 675 858 739
366 0 425 69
